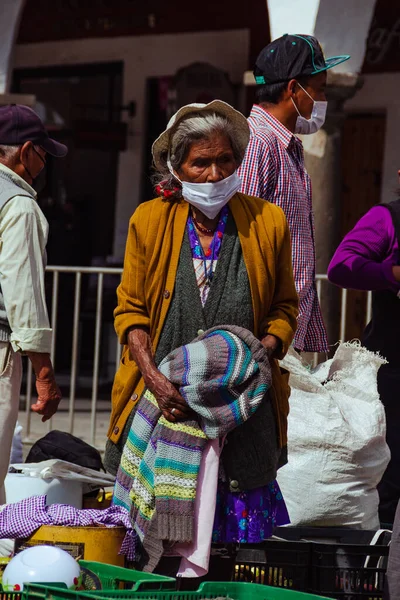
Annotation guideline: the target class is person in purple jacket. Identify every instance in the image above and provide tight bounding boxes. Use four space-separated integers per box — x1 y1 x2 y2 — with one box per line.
328 178 400 525
384 500 400 600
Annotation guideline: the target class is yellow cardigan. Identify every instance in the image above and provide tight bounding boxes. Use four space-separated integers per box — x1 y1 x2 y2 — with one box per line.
109 192 298 447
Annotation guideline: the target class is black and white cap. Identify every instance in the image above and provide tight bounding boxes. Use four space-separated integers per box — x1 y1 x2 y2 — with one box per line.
254 33 350 85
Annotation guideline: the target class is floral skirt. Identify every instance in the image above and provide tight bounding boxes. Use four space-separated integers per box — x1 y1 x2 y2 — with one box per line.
212 479 289 544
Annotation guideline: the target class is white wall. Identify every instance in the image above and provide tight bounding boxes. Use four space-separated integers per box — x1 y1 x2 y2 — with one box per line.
14 29 249 260
0 0 26 92
314 0 376 74
345 73 400 204
267 0 319 42
267 0 376 74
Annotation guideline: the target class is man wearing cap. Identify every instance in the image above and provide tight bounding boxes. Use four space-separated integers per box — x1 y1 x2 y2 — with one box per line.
0 105 67 503
238 34 349 353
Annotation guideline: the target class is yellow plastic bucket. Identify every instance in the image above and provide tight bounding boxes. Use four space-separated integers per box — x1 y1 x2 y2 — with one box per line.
15 526 126 567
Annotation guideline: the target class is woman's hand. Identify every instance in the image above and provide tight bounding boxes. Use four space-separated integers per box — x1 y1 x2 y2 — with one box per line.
127 326 192 422
260 334 280 358
392 266 400 282
144 370 193 422
32 377 62 422
27 352 62 422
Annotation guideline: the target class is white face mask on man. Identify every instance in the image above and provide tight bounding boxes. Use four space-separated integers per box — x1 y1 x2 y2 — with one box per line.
167 160 241 220
291 82 327 135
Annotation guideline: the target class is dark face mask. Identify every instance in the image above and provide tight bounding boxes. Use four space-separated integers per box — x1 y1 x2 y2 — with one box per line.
31 167 47 195
23 147 47 195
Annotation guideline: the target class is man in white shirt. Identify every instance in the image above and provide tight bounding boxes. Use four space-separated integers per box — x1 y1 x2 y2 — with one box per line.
0 104 67 503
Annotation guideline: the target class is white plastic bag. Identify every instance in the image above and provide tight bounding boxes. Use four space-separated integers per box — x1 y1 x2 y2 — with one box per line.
277 342 391 530
9 459 115 493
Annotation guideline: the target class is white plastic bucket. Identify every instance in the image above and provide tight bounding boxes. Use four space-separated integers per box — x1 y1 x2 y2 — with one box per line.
5 474 83 508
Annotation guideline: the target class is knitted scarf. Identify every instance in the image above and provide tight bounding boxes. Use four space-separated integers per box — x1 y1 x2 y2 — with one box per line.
113 325 271 571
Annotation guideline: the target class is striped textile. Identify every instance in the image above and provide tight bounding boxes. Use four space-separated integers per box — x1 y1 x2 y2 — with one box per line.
187 205 228 306
112 325 271 571
192 258 217 305
238 105 328 353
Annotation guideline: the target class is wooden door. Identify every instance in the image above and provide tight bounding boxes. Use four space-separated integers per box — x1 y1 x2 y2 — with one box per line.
340 113 386 341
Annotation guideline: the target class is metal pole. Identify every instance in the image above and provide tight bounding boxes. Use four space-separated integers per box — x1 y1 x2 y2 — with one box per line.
90 273 104 447
366 291 372 326
46 266 122 275
50 271 59 365
339 288 348 341
24 360 33 438
68 272 82 434
316 277 322 301
115 272 123 373
47 270 59 432
115 338 122 373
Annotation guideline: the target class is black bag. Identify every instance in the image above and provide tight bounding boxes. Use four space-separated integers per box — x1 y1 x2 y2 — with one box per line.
25 430 105 472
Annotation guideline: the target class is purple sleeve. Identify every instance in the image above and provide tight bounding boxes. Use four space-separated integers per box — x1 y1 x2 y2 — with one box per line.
328 205 400 292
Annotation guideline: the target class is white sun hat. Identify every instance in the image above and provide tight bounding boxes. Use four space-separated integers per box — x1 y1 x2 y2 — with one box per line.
151 99 250 172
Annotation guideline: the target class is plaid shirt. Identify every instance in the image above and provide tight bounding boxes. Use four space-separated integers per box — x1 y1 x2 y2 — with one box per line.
238 105 328 352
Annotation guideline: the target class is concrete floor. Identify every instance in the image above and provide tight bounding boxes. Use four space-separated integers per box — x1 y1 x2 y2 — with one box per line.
18 401 110 455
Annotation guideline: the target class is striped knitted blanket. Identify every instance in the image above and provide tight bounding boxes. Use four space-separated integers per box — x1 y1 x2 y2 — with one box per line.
112 326 271 571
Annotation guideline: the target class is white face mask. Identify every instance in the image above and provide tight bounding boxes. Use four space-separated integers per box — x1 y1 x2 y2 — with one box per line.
291 82 327 135
167 160 241 220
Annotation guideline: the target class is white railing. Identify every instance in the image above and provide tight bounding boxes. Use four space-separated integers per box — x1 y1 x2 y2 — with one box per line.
20 268 373 449
315 274 372 346
22 266 123 448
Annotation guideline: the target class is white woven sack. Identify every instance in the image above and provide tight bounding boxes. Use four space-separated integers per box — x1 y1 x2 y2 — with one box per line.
277 342 390 530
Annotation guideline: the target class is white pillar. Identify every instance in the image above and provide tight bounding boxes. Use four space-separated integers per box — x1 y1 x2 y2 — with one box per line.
314 0 377 74
266 0 376 74
266 0 320 42
0 0 26 93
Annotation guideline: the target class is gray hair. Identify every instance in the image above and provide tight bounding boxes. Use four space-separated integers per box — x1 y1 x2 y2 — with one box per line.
0 145 22 162
153 112 243 196
0 144 44 168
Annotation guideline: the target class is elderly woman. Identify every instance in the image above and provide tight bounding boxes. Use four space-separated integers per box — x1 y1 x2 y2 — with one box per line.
106 100 298 577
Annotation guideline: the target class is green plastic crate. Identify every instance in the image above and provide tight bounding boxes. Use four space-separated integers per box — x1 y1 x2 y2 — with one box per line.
78 561 175 591
0 561 175 599
24 581 330 600
0 593 20 600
